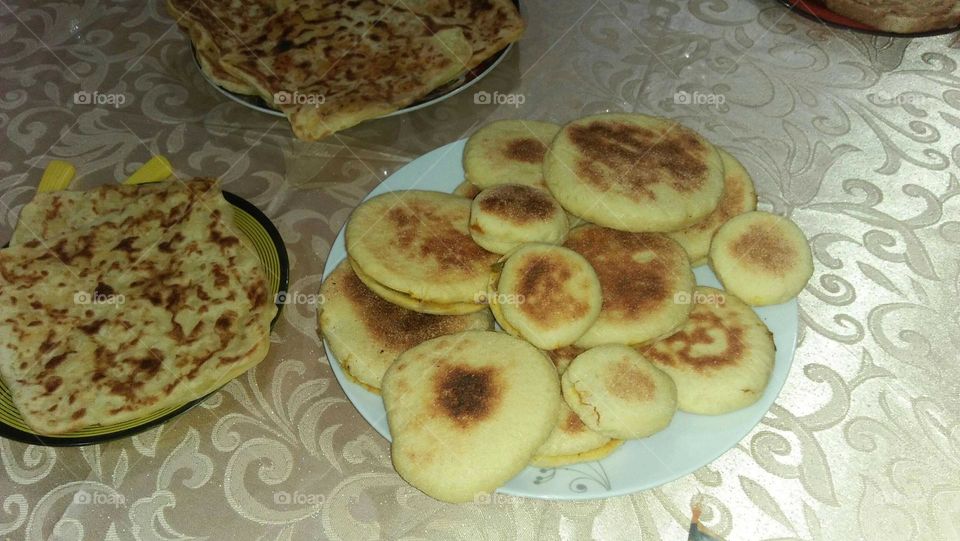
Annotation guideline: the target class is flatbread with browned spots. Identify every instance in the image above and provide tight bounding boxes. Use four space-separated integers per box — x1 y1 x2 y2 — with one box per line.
169 0 525 141
463 120 561 189
345 190 498 312
11 180 218 246
638 287 774 414
488 244 602 349
382 330 560 503
561 345 677 439
709 211 813 305
544 113 724 232
318 260 493 392
469 184 569 254
564 225 695 347
0 179 276 435
667 148 757 266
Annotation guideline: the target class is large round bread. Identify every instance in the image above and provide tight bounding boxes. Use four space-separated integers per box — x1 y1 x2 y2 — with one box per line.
564 225 695 347
561 345 677 440
544 113 724 232
382 331 560 503
469 184 569 254
489 244 602 349
345 190 498 308
463 120 561 189
638 287 774 414
667 148 757 266
709 211 813 306
318 261 493 392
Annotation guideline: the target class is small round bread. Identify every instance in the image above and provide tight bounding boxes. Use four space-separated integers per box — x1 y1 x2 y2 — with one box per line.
709 211 813 305
564 225 695 347
561 345 677 439
463 120 561 189
544 345 585 375
489 243 602 349
638 287 774 414
667 148 757 266
345 190 498 311
382 331 560 503
544 113 724 232
348 259 482 315
453 180 481 199
469 184 569 254
530 400 623 468
318 261 494 392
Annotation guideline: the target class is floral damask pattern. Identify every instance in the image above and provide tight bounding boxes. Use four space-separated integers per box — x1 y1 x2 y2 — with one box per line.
0 0 958 539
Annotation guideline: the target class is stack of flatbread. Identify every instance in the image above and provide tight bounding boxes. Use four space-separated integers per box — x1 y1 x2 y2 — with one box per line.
167 0 524 140
0 179 276 435
319 114 815 503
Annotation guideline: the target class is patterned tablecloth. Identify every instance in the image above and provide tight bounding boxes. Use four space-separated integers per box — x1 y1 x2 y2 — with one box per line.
1 1 959 539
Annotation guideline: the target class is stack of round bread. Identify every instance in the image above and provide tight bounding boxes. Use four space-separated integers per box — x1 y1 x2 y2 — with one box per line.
318 114 814 503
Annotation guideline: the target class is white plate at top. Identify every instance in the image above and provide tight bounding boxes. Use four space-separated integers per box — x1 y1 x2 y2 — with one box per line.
321 139 798 500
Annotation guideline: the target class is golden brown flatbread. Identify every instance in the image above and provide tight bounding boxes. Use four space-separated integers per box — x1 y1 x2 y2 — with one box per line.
0 179 276 435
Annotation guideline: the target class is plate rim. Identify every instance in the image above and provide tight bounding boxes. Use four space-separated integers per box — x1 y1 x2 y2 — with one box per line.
320 138 800 500
0 189 289 447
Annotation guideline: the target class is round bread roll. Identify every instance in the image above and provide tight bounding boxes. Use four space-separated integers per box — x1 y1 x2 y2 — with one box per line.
463 120 561 189
345 190 497 311
469 184 569 254
544 113 724 232
318 260 493 392
561 345 677 439
564 225 695 347
638 287 774 414
544 345 585 375
382 331 560 503
453 180 481 199
709 211 813 305
667 148 757 266
348 259 482 315
530 400 623 468
489 243 602 349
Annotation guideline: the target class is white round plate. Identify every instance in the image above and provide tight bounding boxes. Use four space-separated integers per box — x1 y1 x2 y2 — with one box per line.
194 44 513 119
321 139 798 500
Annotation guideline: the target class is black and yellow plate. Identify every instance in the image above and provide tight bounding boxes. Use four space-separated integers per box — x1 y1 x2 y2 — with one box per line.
0 190 289 446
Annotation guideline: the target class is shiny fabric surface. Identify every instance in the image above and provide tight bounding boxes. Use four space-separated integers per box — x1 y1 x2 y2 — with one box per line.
1 1 958 539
